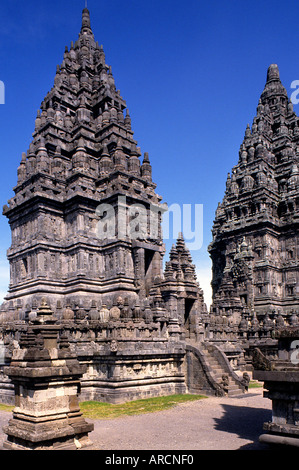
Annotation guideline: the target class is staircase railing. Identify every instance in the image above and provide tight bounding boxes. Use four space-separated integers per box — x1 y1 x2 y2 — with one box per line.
205 342 248 391
186 342 248 396
185 344 226 396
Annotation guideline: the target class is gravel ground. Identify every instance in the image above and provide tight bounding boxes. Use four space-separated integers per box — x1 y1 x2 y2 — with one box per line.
0 388 272 451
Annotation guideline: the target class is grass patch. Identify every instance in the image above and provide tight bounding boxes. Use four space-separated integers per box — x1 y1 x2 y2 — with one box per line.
0 404 14 412
248 381 263 388
80 394 207 420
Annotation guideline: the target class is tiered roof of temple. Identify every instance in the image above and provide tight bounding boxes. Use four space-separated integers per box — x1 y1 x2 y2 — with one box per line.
209 64 299 326
7 8 158 216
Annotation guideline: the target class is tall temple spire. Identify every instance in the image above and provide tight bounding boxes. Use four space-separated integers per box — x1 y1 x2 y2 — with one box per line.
8 6 158 191
2 6 164 306
0 4 208 411
209 62 299 324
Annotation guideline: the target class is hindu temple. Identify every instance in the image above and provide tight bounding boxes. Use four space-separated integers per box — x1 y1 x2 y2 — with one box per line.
3 7 298 408
0 8 229 405
209 64 299 354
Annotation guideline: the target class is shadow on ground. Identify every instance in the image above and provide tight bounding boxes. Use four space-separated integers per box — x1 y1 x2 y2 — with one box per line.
214 403 272 450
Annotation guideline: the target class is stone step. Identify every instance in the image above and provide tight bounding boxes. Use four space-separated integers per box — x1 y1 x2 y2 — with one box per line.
228 388 243 397
211 367 223 374
198 345 244 397
228 383 240 391
209 364 220 369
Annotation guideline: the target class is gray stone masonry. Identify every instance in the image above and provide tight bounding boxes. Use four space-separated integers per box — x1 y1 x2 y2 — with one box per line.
253 327 299 447
208 64 299 356
0 8 212 404
3 299 94 450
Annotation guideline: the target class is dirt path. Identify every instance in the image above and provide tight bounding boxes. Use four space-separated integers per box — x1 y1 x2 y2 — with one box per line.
0 388 272 451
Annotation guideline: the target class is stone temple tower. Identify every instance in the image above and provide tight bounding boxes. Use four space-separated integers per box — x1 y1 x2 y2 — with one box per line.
2 8 165 312
209 64 299 326
0 8 210 403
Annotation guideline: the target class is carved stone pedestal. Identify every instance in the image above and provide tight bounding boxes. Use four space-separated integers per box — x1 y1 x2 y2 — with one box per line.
3 300 94 450
253 328 299 447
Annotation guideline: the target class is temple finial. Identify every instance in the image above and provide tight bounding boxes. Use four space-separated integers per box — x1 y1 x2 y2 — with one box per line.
81 4 92 32
266 64 280 83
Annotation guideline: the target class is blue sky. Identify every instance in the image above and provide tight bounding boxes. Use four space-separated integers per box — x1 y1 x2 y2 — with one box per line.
0 0 299 307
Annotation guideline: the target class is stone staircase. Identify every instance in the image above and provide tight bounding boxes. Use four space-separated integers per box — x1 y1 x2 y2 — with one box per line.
200 344 245 396
185 342 248 397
